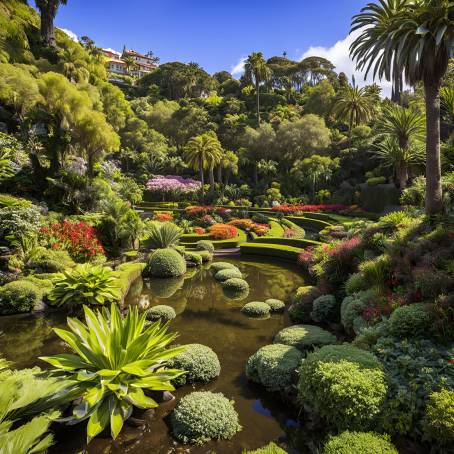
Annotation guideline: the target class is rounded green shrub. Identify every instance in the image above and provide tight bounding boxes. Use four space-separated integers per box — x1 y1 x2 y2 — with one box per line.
170 391 241 445
423 389 454 445
215 267 242 282
310 294 338 322
345 272 367 295
324 431 398 454
197 250 213 262
288 286 321 323
168 343 221 385
241 302 270 317
196 240 215 254
245 442 287 453
340 291 376 333
274 325 336 351
147 248 186 278
298 345 386 430
388 303 433 338
146 304 176 321
211 261 237 272
222 277 249 292
0 280 41 315
29 248 75 273
265 299 285 313
246 343 303 392
184 250 203 266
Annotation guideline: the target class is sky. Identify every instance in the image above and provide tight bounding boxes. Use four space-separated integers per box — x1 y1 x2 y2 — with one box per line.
33 0 394 96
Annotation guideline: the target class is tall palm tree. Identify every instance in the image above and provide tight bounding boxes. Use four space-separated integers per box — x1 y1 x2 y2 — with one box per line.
184 133 223 198
244 52 271 126
35 0 68 47
122 56 138 74
332 84 375 134
350 0 454 215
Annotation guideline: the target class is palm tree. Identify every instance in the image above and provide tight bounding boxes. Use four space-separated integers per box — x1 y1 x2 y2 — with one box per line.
332 84 375 134
350 0 453 215
184 133 223 198
35 0 68 47
244 52 271 126
122 56 138 74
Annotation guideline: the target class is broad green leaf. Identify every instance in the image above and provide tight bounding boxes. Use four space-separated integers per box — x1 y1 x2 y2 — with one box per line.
87 402 110 442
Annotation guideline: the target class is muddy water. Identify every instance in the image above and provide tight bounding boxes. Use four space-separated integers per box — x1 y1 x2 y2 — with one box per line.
0 258 305 453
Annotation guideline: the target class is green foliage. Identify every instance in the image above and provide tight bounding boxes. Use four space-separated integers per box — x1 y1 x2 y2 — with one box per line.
215 267 243 282
195 240 215 253
0 206 41 242
28 247 75 273
341 290 377 334
298 345 386 431
146 305 176 322
423 389 454 446
243 442 287 454
221 278 250 299
246 343 303 392
324 431 398 454
366 176 386 186
273 325 336 351
197 250 213 262
183 250 203 266
145 222 181 249
211 261 237 272
40 304 185 442
288 286 322 323
241 301 271 317
147 248 187 278
264 298 285 313
310 294 338 322
170 391 241 445
0 280 41 315
49 264 119 308
0 193 32 209
168 343 221 385
345 272 367 295
388 303 434 339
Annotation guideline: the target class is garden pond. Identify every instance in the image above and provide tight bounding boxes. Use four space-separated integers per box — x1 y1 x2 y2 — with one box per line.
0 257 310 453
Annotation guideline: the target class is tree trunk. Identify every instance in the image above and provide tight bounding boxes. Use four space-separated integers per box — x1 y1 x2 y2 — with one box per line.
253 163 258 185
208 166 215 190
395 161 408 189
217 165 222 183
391 59 403 105
40 7 56 47
224 170 230 186
424 79 443 216
256 80 261 126
199 158 205 201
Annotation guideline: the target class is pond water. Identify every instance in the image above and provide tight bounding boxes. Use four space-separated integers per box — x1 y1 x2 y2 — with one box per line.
0 257 306 453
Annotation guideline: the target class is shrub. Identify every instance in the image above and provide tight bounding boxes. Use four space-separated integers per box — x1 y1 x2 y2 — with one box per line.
310 294 338 322
0 205 41 240
40 220 104 262
264 299 285 313
222 278 250 300
192 226 206 235
154 212 173 222
146 305 176 321
146 248 186 278
145 222 181 249
367 176 387 186
274 325 336 351
170 391 241 445
298 347 386 430
423 389 454 445
196 240 214 253
358 254 392 289
0 280 41 315
211 261 237 272
48 264 120 308
388 303 433 338
168 344 221 385
345 272 367 295
241 302 270 317
215 267 243 282
243 442 286 454
41 304 185 441
21 275 54 299
288 286 321 323
251 213 269 224
184 250 203 266
209 223 238 240
324 431 398 454
28 248 75 273
246 344 303 392
197 250 213 262
341 290 378 333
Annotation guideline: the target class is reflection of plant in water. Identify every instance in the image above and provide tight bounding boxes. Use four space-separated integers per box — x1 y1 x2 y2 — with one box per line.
123 278 144 306
149 276 184 298
191 285 207 300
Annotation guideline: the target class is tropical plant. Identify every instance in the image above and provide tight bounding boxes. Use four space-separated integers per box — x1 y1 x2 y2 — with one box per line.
351 0 454 215
122 55 138 74
0 147 14 180
145 222 181 249
48 264 120 308
40 304 186 442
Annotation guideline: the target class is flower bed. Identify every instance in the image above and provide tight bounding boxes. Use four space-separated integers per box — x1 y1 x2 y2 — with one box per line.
209 224 238 240
271 204 348 213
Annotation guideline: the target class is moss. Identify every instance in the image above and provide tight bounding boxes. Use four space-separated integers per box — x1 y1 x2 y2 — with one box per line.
274 325 336 351
146 248 186 278
243 442 287 454
210 261 237 272
424 389 454 445
264 298 285 313
310 294 338 323
388 303 434 339
241 301 270 317
246 343 303 392
168 343 221 386
170 391 241 445
146 304 176 321
0 280 41 314
215 267 243 282
324 431 398 454
196 240 215 254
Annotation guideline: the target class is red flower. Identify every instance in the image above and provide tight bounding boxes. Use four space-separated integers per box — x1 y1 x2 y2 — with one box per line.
449 359 454 364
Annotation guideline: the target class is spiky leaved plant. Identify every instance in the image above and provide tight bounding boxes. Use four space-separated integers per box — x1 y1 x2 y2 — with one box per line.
40 304 186 442
145 222 182 249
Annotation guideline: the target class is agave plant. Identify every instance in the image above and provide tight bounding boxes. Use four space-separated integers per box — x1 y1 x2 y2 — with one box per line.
145 222 182 249
40 304 186 442
48 264 120 308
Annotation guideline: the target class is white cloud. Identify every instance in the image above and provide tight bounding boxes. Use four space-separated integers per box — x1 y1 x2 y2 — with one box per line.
231 56 246 77
301 30 396 98
60 28 78 42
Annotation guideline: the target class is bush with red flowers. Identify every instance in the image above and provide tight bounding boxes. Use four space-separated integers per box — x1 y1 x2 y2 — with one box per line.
271 204 348 213
251 223 269 236
154 212 173 222
228 219 254 230
41 220 104 262
209 224 238 240
192 227 206 235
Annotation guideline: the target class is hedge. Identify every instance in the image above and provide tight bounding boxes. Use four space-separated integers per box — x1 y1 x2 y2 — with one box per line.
252 237 322 248
285 216 333 232
240 243 302 261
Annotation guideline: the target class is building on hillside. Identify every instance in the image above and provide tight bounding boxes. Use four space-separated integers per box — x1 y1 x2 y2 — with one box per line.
101 47 158 78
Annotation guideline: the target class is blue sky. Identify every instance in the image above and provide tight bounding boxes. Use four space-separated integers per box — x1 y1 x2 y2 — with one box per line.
33 1 393 94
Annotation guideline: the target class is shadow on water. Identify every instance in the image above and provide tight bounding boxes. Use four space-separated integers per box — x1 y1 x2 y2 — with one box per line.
0 258 306 453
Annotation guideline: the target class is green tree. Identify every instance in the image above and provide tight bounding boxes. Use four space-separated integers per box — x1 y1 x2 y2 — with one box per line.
244 52 271 126
35 0 68 47
184 132 223 197
351 0 453 215
304 79 336 118
122 55 138 74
